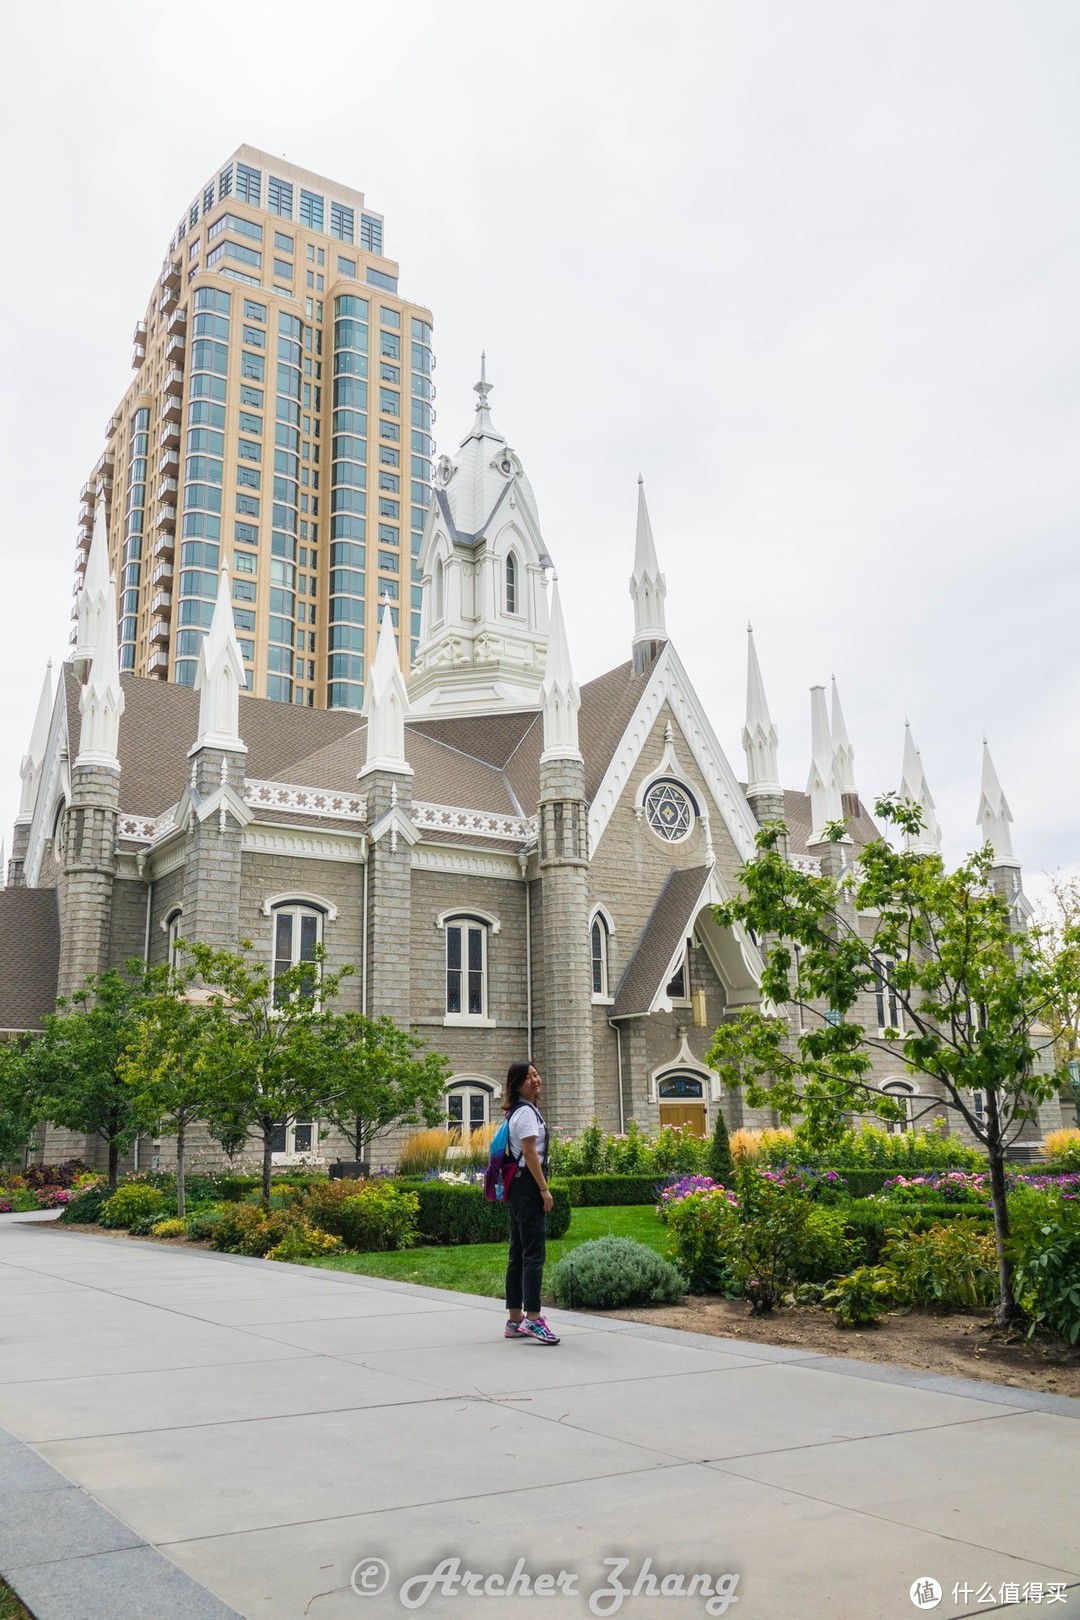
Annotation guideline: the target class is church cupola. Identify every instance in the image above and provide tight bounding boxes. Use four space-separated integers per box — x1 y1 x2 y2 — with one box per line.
630 476 667 675
409 358 553 717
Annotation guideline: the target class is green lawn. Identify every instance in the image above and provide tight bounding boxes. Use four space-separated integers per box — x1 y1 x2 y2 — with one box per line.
310 1204 669 1297
0 1579 34 1620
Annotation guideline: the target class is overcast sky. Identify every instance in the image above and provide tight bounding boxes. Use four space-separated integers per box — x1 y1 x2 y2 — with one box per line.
2 0 1077 891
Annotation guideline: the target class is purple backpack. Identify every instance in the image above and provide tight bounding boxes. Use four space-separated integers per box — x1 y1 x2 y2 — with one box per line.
483 1104 533 1203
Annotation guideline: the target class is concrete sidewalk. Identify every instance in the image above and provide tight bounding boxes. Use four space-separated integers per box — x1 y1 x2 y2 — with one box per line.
0 1222 1077 1620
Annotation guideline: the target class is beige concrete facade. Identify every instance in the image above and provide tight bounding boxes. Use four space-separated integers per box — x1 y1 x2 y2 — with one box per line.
73 145 434 714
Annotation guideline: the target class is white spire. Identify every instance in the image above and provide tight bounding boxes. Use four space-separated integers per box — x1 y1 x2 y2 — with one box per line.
72 500 113 679
361 602 412 777
630 476 667 668
977 740 1017 866
898 722 941 853
831 676 857 797
742 625 780 793
17 661 54 822
193 564 246 754
807 685 843 842
541 575 581 762
77 576 124 770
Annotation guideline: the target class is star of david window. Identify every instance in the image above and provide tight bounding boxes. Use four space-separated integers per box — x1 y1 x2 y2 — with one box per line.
643 779 696 843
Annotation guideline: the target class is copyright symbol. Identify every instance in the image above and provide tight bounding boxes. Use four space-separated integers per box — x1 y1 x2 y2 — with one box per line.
351 1557 390 1597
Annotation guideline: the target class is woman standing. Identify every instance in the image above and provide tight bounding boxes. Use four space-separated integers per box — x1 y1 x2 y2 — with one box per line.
503 1061 560 1344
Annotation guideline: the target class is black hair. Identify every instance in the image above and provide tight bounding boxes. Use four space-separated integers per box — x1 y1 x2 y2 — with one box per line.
503 1061 533 1113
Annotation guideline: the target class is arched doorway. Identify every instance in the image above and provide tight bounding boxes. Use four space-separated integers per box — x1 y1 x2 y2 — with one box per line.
657 1075 707 1137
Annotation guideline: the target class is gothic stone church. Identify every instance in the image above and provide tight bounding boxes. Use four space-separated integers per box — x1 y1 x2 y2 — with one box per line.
3 375 1063 1171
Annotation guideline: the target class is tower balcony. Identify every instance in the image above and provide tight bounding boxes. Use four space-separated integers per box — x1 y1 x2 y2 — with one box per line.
149 618 171 645
95 446 115 476
167 307 187 335
133 319 148 343
156 502 177 530
132 344 146 369
151 560 173 588
165 334 185 363
161 392 182 422
161 260 182 293
147 648 169 674
158 448 180 475
155 476 178 503
150 590 172 617
159 418 180 446
164 366 184 391
154 531 175 562
80 481 94 503
78 499 94 526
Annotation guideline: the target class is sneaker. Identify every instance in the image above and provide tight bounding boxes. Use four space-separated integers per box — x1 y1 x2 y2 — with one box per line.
518 1315 560 1345
504 1318 526 1339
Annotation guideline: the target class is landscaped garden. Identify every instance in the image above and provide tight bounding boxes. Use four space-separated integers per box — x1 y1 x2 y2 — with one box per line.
30 1117 1080 1396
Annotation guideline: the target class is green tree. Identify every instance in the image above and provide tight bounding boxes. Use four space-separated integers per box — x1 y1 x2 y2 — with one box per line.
18 963 172 1187
1032 874 1080 1126
321 1012 451 1165
0 1039 39 1170
707 800 1080 1327
120 968 216 1218
706 1104 735 1187
183 941 353 1209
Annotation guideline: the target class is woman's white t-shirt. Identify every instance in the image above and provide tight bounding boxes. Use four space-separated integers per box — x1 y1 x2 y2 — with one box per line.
508 1102 547 1167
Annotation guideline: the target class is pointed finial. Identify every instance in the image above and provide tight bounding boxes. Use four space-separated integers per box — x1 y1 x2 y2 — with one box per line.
830 675 857 797
360 600 412 778
978 740 1017 866
637 471 643 485
807 685 843 841
193 563 246 755
898 721 941 853
541 574 581 763
474 351 492 411
743 626 780 795
630 477 667 669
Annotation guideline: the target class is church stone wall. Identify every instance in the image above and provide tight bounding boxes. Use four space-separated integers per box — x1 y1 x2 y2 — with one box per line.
147 868 185 966
237 848 365 1012
108 877 149 966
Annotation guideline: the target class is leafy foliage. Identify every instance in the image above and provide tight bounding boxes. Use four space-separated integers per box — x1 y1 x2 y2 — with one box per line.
822 1265 901 1327
549 1236 685 1309
1008 1187 1080 1345
301 1178 419 1251
706 1107 734 1185
882 1221 998 1308
319 1013 450 1161
98 1183 166 1229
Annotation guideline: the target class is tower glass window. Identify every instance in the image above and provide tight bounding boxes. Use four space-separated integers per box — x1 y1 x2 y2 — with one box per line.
445 918 489 1020
268 176 293 217
271 901 323 1005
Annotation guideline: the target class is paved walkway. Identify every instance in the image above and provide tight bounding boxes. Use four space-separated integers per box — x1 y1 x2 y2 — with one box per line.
0 1219 1077 1620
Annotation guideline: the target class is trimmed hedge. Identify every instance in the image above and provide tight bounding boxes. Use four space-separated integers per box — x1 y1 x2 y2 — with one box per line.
842 1200 992 1265
564 1175 662 1207
403 1180 571 1244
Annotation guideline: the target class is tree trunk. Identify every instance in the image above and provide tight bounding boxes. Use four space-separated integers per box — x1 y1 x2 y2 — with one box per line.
107 1138 119 1189
176 1118 186 1220
262 1129 273 1212
985 1089 1022 1329
354 1114 363 1159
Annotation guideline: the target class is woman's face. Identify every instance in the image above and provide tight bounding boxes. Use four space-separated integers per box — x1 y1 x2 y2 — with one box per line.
522 1065 542 1102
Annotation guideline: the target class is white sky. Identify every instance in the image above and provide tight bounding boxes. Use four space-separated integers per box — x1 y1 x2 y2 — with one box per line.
2 0 1078 892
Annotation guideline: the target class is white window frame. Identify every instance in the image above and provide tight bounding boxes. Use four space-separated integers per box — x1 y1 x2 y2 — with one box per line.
161 906 184 975
873 955 903 1034
505 549 520 617
269 1117 321 1162
269 899 326 1005
445 1077 495 1141
439 912 497 1027
589 906 615 1004
881 1080 915 1134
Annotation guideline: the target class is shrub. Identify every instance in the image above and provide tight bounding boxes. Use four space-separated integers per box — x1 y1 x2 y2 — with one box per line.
303 1178 418 1250
186 1208 229 1242
875 1172 988 1205
656 1176 718 1222
788 1123 985 1172
729 1127 795 1166
99 1184 167 1230
1040 1128 1080 1173
150 1217 188 1240
564 1175 661 1207
216 1175 261 1203
265 1223 345 1262
405 1180 572 1244
550 1237 685 1309
0 1187 40 1213
652 1122 710 1175
823 1266 902 1328
706 1110 734 1185
209 1203 299 1257
1008 1186 1080 1345
21 1159 91 1190
59 1184 113 1224
666 1186 741 1295
882 1221 998 1308
398 1127 458 1175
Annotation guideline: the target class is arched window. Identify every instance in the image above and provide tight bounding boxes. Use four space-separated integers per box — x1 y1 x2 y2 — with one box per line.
505 551 518 615
162 908 184 975
442 913 494 1023
882 1080 915 1135
591 915 609 998
433 555 445 623
446 1078 495 1139
270 900 324 1005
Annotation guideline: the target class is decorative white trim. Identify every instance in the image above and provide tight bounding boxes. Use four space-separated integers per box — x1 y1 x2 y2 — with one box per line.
443 1014 497 1029
648 1036 722 1103
788 853 822 875
159 904 183 933
589 645 760 866
242 825 366 863
262 892 339 921
412 846 521 879
588 903 616 935
244 780 368 821
436 906 502 935
413 801 537 843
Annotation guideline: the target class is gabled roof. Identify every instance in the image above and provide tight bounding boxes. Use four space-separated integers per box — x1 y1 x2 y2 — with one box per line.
777 788 881 856
612 864 711 1019
0 889 59 1030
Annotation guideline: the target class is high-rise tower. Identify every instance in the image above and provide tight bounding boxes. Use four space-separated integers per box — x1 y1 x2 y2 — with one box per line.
72 145 434 712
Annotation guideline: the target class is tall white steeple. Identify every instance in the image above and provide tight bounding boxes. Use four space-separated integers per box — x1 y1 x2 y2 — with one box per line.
361 602 412 778
898 722 941 853
193 564 246 755
541 576 581 762
742 625 780 793
77 576 125 771
17 662 54 822
977 740 1017 866
72 500 113 681
807 685 843 842
410 360 552 717
830 676 857 797
630 476 667 676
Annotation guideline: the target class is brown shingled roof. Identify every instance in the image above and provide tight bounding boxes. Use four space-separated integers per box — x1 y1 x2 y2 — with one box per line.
612 864 711 1019
776 788 882 855
0 890 60 1030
